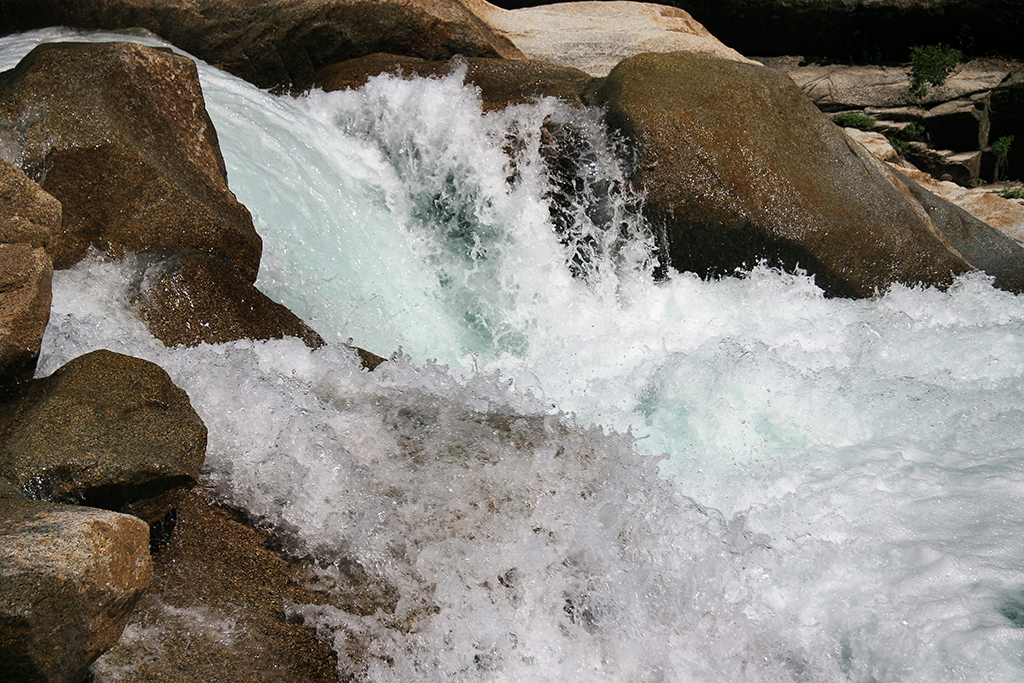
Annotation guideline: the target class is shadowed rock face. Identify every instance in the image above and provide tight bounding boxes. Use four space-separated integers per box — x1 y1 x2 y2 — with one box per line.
0 41 261 281
0 349 207 524
595 52 1024 297
0 482 152 683
0 0 525 90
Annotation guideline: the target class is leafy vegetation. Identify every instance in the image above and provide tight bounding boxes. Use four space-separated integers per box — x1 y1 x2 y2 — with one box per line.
901 122 927 141
993 135 1015 158
909 44 963 98
993 135 1014 182
834 112 876 130
1001 187 1024 200
889 137 911 157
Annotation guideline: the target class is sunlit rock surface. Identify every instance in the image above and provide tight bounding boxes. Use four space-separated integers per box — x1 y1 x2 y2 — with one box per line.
0 41 261 280
0 349 207 524
0 482 151 683
468 0 756 76
596 52 1024 297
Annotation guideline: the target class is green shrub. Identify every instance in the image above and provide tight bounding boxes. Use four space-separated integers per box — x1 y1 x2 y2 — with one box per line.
889 137 911 156
835 112 877 130
1001 187 1024 200
901 122 927 141
909 44 963 97
993 135 1015 182
993 135 1014 158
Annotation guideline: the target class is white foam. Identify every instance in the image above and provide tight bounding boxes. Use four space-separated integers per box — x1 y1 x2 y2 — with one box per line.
4 27 1024 682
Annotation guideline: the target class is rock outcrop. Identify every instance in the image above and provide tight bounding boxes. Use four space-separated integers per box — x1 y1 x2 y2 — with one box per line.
136 250 325 349
769 57 1024 185
467 0 755 76
0 0 524 91
0 349 207 524
0 482 152 683
310 53 593 110
0 41 261 280
595 52 1024 297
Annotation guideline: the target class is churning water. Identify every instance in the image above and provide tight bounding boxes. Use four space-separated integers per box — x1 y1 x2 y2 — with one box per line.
4 28 1024 683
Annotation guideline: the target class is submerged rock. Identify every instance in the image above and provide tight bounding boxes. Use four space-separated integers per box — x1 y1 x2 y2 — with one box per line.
310 53 593 110
596 52 1024 297
0 349 207 524
0 482 152 683
136 250 325 350
0 41 261 280
90 487 342 682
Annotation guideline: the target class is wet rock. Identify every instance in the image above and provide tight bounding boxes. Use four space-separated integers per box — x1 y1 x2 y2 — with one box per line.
473 0 755 77
0 157 59 248
90 487 339 683
0 482 152 683
0 41 261 280
0 349 207 524
595 52 1024 297
0 244 51 388
0 158 57 388
0 0 524 91
136 250 324 350
310 53 593 110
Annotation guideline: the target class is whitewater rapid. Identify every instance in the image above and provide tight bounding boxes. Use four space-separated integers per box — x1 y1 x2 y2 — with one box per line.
3 28 1024 683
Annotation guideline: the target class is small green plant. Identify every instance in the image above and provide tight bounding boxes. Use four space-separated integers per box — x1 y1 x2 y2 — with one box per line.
1001 187 1024 199
889 137 911 157
834 112 877 130
909 44 963 97
901 122 927 141
993 135 1014 182
993 135 1014 158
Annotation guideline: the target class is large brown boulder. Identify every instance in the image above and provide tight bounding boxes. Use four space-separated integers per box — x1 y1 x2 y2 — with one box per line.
594 52 1024 297
136 250 325 349
310 53 593 110
0 41 261 280
0 482 152 683
0 0 524 91
0 350 207 524
0 158 58 388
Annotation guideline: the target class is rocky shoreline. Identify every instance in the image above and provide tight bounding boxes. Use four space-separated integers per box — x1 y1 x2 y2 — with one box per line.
1 1 1023 681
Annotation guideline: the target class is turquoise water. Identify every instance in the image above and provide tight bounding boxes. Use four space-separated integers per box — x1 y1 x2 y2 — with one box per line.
4 28 1024 683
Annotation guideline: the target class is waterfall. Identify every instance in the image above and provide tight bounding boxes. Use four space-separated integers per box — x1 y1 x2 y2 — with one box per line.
4 28 1024 683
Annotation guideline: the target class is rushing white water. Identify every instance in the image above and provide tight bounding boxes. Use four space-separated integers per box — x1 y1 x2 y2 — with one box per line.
4 28 1024 683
